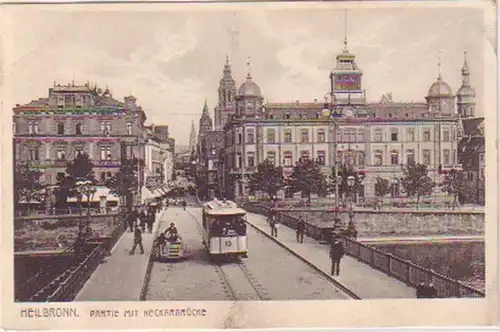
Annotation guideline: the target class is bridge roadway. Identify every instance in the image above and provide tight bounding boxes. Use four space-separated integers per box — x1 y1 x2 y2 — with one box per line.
145 207 352 301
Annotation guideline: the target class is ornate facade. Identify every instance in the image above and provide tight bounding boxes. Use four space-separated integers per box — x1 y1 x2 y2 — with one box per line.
214 44 474 201
13 82 147 187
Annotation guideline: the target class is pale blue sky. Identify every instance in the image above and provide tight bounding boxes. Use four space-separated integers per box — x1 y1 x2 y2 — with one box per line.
3 3 496 145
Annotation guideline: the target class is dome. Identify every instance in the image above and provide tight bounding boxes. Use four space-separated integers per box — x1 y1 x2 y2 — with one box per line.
238 75 261 97
427 78 453 98
457 85 476 98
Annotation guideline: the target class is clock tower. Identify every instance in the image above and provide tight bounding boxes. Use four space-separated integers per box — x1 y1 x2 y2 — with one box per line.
330 37 366 106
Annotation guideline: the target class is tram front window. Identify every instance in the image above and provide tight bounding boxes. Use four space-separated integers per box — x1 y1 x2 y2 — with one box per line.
211 215 246 236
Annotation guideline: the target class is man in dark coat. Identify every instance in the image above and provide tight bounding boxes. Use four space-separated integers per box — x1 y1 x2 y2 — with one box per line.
129 225 144 255
146 205 155 234
296 218 305 243
329 236 345 276
138 207 147 233
127 207 138 232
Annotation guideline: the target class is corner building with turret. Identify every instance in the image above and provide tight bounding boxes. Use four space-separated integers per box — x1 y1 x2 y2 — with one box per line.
208 43 477 203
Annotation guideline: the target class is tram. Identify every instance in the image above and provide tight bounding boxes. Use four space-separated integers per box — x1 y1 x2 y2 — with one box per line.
202 199 248 260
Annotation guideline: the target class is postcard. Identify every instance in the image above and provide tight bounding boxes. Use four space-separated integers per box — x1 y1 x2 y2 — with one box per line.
1 0 497 329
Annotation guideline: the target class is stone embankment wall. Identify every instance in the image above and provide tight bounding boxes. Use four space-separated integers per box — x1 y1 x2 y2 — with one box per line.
284 211 485 237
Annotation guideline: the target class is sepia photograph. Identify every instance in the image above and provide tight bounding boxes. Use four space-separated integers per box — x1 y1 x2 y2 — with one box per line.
1 0 497 329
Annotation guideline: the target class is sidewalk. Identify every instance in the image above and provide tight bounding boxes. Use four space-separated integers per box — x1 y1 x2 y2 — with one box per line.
75 209 170 301
246 213 416 299
358 235 484 244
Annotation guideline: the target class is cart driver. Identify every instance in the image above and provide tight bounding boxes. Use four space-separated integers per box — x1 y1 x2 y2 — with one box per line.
165 222 178 242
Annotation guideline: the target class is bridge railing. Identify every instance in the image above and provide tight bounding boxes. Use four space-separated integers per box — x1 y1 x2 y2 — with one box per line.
241 203 485 298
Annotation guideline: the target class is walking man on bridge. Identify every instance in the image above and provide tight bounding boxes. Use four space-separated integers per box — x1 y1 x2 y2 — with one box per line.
296 218 305 243
329 236 344 276
129 225 144 255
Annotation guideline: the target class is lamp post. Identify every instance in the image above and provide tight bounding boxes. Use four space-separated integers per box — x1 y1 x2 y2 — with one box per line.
323 72 345 234
74 180 96 256
392 177 399 208
347 175 355 220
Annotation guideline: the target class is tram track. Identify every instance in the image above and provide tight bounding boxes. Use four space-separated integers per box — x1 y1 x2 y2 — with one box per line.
187 209 269 301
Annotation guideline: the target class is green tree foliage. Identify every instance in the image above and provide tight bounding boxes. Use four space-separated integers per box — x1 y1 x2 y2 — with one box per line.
328 165 365 202
248 159 285 199
106 158 140 198
14 162 45 211
54 153 95 208
400 162 435 206
440 169 467 210
288 157 327 202
374 177 391 199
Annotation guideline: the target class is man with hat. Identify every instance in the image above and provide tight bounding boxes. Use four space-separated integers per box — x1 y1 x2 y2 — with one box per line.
329 235 345 276
165 222 178 242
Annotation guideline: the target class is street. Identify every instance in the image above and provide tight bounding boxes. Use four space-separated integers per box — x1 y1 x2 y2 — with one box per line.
145 206 350 301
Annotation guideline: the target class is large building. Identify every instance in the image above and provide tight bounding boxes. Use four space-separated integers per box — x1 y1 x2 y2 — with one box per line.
144 124 175 188
210 41 477 202
13 81 147 190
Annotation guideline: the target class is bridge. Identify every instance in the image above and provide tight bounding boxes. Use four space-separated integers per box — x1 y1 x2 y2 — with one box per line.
31 195 483 302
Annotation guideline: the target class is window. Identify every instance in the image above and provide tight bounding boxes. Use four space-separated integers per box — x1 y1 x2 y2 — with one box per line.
342 129 349 142
101 122 111 136
237 153 242 168
75 95 84 107
390 150 399 165
453 150 457 164
300 129 309 143
285 113 291 119
29 148 39 161
246 129 254 144
358 152 365 166
423 129 431 141
107 172 112 179
451 127 456 141
336 129 342 142
75 148 83 158
100 146 112 160
406 149 415 164
266 129 276 143
374 128 383 142
284 129 292 143
374 150 383 166
100 172 106 182
345 152 355 166
57 96 65 107
317 151 325 165
13 123 16 134
443 129 450 141
56 148 66 160
57 123 65 135
127 122 132 135
423 149 431 165
75 123 82 135
479 153 484 163
348 129 356 142
390 129 398 142
300 150 310 161
357 129 364 142
443 149 450 165
211 147 216 155
266 151 276 165
247 152 255 168
28 122 39 135
237 133 242 144
406 128 415 142
284 151 293 166
317 130 325 143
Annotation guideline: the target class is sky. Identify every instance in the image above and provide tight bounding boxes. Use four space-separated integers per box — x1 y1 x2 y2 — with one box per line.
2 2 496 146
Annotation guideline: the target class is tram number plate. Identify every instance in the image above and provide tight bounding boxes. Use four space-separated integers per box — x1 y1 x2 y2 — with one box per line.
224 240 232 247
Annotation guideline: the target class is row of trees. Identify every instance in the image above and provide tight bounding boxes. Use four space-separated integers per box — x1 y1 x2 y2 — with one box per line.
246 157 477 208
14 153 141 212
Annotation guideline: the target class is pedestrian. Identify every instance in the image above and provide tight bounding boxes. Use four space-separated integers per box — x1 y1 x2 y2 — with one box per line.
296 218 305 243
129 225 144 255
138 207 147 233
127 207 138 232
146 207 155 234
329 236 345 276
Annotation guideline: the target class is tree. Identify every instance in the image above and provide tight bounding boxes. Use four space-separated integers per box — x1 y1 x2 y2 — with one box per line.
248 159 285 200
106 158 140 210
55 153 95 210
288 157 327 203
400 162 435 208
440 169 467 210
328 165 365 204
374 177 391 204
14 162 45 212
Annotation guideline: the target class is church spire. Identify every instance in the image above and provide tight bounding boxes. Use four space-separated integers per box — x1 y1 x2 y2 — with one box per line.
202 98 209 117
189 120 197 154
437 49 443 80
461 50 470 85
246 56 252 80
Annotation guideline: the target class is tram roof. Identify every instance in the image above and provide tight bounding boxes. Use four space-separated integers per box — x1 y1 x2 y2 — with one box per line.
203 199 246 215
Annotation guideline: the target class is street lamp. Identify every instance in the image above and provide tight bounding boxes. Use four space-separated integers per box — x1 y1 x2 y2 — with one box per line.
323 72 345 234
74 180 96 256
347 175 355 215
